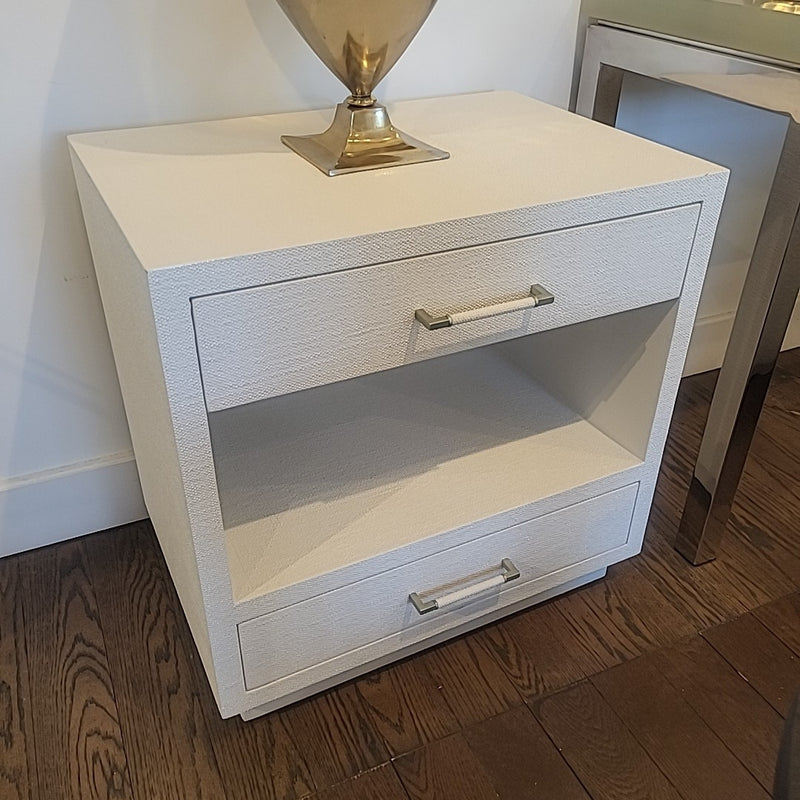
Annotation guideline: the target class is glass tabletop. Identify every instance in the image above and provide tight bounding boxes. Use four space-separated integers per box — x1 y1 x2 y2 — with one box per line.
714 0 800 12
581 0 800 66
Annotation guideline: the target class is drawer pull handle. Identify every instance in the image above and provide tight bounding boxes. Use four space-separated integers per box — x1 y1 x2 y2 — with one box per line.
414 285 554 330
409 558 521 615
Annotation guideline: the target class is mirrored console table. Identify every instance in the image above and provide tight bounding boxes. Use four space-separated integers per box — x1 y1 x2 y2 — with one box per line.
576 2 800 565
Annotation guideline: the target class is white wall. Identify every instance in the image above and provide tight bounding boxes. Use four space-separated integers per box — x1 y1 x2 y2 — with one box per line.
0 0 581 556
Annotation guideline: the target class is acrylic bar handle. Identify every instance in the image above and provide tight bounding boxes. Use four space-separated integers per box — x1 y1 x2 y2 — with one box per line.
409 558 521 615
414 284 554 330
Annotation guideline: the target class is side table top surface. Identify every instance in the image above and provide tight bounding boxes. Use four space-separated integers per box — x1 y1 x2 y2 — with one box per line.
68 91 724 272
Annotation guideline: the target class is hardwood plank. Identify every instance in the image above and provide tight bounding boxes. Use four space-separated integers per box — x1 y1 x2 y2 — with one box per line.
753 593 800 656
639 500 791 627
591 654 770 800
0 555 38 800
85 523 227 800
726 380 800 586
551 559 696 670
633 366 769 627
640 366 797 615
356 654 460 756
631 507 746 629
18 540 133 800
201 708 315 800
303 764 408 800
648 636 783 791
279 683 389 791
96 529 317 800
734 362 800 558
772 346 800 378
392 733 503 800
414 634 522 728
533 681 682 800
647 480 795 622
721 352 800 589
748 357 800 552
651 468 794 614
703 612 800 716
480 600 605 699
668 353 800 597
712 514 798 610
462 705 589 800
91 523 318 800
725 504 800 590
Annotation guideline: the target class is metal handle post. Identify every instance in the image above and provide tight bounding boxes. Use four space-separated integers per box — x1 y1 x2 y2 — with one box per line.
415 285 554 330
409 558 521 615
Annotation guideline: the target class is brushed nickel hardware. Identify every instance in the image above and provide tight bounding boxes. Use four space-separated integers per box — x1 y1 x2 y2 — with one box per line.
409 558 521 615
414 284 554 330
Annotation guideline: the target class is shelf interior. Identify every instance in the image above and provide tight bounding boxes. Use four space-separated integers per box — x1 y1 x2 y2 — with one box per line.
210 323 660 602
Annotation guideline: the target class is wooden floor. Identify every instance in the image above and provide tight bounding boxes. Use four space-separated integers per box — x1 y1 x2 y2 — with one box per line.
3 350 800 800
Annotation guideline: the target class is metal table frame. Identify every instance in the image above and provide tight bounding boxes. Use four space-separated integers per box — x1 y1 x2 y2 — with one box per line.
577 24 800 564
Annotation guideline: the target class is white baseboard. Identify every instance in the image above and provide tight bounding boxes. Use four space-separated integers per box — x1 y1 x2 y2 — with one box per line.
684 302 800 377
683 311 735 376
0 452 147 558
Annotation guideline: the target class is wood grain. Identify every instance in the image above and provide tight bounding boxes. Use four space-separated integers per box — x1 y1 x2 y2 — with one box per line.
462 705 590 799
657 350 800 604
95 524 315 800
19 540 132 800
85 523 227 800
724 510 800 594
640 368 796 615
713 520 797 611
729 358 800 576
533 681 682 800
0 555 37 800
356 654 460 756
631 509 745 630
200 708 315 800
591 654 770 800
303 764 408 800
703 612 800 716
552 559 696 670
392 733 504 800
647 636 783 790
481 600 605 699
415 634 522 727
278 683 389 791
753 593 800 656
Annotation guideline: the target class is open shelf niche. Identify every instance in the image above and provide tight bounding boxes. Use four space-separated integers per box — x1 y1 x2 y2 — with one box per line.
210 300 678 603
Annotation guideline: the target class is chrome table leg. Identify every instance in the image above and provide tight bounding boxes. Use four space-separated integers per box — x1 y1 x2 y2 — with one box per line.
590 62 800 565
675 120 800 564
591 63 624 126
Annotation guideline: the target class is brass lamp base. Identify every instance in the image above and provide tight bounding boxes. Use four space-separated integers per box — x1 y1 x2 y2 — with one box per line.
281 101 449 176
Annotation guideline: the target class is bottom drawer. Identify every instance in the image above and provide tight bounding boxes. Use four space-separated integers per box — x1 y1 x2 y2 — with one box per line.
238 482 638 691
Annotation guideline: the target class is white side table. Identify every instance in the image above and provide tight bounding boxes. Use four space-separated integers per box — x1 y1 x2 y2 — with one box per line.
68 91 726 719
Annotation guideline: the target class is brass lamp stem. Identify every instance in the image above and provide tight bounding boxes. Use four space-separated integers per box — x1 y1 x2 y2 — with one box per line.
346 94 376 108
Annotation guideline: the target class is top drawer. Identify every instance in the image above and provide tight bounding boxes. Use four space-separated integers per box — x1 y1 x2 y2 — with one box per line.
193 204 699 412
